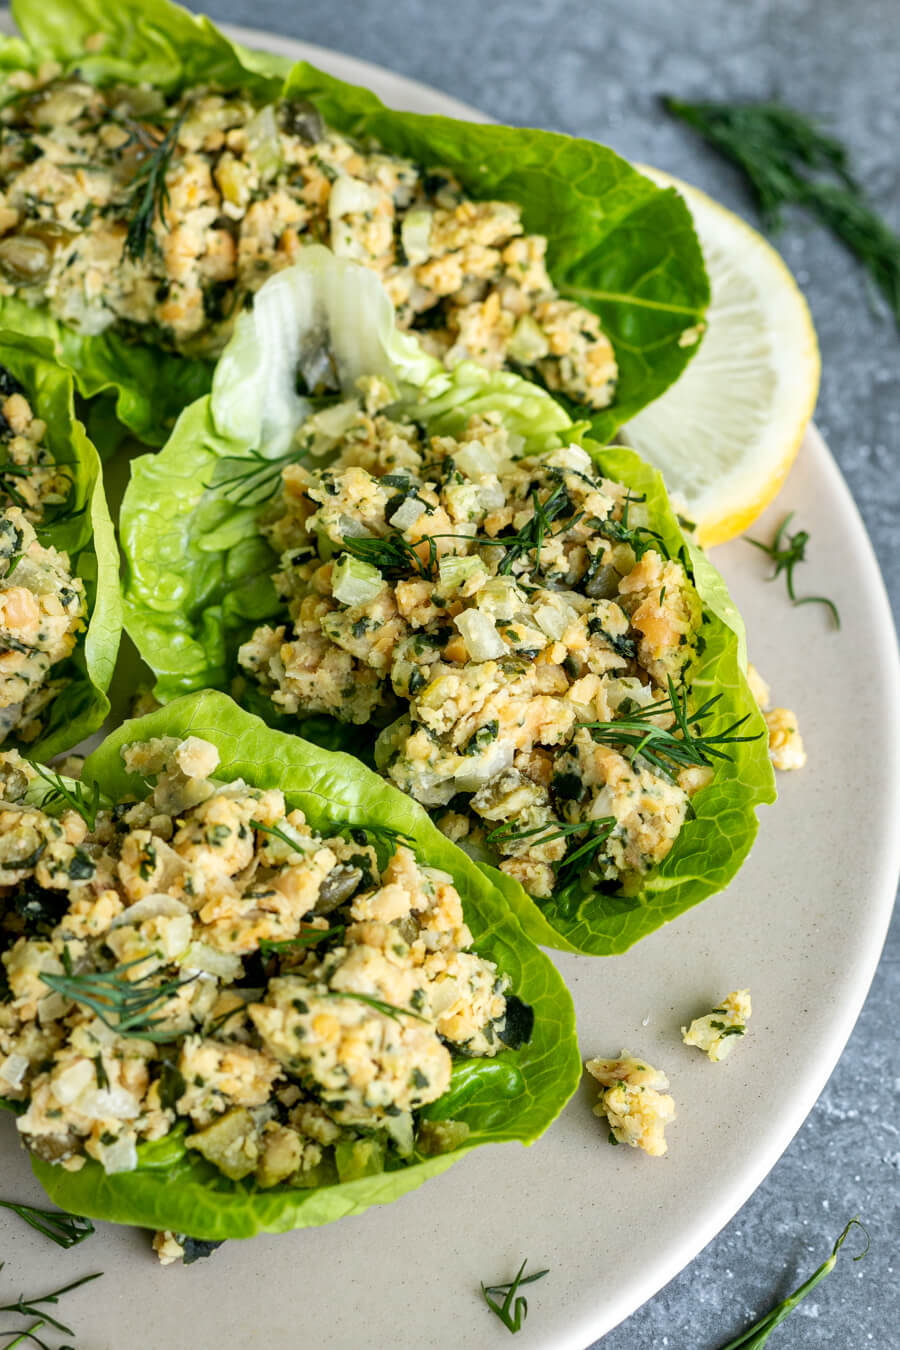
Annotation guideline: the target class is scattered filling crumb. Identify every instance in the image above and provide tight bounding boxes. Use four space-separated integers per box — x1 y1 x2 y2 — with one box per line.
0 73 616 408
747 661 806 771
585 1051 675 1157
0 502 85 745
681 988 751 1062
0 737 520 1189
238 395 708 898
0 365 70 524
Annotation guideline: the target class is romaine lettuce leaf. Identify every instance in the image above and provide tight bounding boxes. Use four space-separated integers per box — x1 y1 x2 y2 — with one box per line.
25 690 580 1238
1 0 708 446
479 447 775 955
121 253 774 956
0 331 120 759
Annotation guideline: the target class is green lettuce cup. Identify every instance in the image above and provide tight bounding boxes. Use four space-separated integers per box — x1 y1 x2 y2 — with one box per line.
0 331 119 759
0 690 580 1239
0 0 706 445
120 252 774 957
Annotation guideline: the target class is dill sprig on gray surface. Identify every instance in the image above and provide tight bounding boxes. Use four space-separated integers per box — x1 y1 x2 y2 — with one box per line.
664 97 900 329
714 1219 868 1348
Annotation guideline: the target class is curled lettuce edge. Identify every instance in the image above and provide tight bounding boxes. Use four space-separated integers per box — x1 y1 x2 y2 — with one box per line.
1 0 708 447
8 689 580 1239
0 330 120 759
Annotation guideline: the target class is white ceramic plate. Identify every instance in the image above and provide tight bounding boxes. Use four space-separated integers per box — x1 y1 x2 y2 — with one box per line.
1 22 899 1350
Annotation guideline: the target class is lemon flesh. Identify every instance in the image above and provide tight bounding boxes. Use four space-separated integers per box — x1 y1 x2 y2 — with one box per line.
621 166 820 548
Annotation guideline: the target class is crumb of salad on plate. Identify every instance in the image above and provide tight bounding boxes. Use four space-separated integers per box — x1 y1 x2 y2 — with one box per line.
681 989 751 1062
585 1051 675 1157
747 662 806 771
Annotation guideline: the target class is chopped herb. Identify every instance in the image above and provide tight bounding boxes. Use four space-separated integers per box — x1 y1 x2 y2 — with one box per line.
486 816 617 887
39 959 197 1043
664 97 900 331
715 1219 868 1348
26 763 102 830
341 531 438 581
0 1268 102 1339
746 513 840 628
250 819 305 854
462 721 499 755
324 990 430 1024
122 114 184 262
259 925 345 956
481 1259 549 1334
580 676 761 782
586 618 636 660
0 1200 94 1249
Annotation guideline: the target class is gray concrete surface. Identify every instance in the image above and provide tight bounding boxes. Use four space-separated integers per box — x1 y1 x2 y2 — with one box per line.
192 2 899 1345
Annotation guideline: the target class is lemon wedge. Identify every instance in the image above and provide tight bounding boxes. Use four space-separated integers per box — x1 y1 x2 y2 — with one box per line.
621 166 820 548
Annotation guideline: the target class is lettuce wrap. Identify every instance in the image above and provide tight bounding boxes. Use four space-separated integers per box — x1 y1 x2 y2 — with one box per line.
0 0 708 446
1 689 580 1239
121 252 775 957
0 330 119 759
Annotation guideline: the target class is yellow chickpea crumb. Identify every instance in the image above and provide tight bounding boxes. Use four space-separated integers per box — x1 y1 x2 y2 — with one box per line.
585 1051 675 1157
682 989 751 1062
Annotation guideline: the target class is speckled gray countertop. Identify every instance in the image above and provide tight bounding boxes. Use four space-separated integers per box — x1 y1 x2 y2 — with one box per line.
193 2 898 1344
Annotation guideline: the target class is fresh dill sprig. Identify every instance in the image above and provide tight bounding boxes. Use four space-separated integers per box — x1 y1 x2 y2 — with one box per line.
324 990 430 1023
39 958 197 1043
26 763 103 830
0 1268 102 1340
250 819 306 853
335 821 415 851
341 531 438 581
715 1219 868 1348
746 513 840 627
0 1200 93 1250
252 818 413 855
259 925 345 956
581 677 760 782
339 482 580 584
664 97 900 329
481 1259 549 1334
487 817 617 888
208 449 301 509
122 114 184 262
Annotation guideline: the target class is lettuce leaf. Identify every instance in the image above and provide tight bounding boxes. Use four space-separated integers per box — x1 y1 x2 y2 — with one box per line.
121 253 774 956
480 447 776 955
0 331 120 759
1 0 707 446
25 690 580 1238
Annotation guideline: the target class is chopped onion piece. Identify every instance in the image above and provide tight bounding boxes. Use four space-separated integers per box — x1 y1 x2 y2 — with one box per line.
331 554 385 606
388 496 424 531
455 610 506 661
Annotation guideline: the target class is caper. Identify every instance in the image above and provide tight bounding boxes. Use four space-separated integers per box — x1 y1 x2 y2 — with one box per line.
314 864 363 913
278 97 324 145
584 563 620 599
21 221 75 250
0 235 51 282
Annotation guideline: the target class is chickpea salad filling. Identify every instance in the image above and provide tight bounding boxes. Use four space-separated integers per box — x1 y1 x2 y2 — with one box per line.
0 365 85 745
0 340 119 756
236 399 727 901
0 733 533 1185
